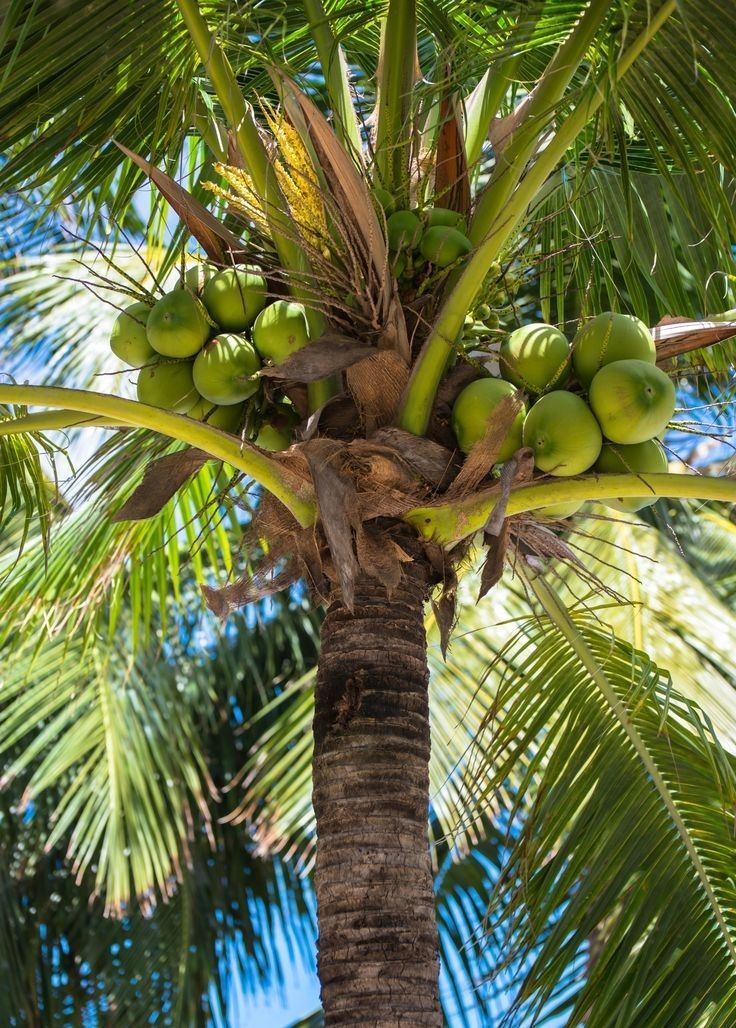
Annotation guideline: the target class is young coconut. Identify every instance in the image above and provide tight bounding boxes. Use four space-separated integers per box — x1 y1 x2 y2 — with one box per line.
254 401 300 451
373 187 396 215
110 301 156 367
146 291 211 358
523 391 603 475
594 439 668 512
193 334 262 405
184 263 216 295
424 207 468 233
386 210 422 252
572 312 655 387
419 226 473 268
451 378 526 459
137 359 199 414
187 396 246 433
202 267 267 332
252 300 311 365
588 360 675 444
499 323 571 394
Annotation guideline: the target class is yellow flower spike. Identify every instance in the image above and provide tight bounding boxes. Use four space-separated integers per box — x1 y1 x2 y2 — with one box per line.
261 105 329 250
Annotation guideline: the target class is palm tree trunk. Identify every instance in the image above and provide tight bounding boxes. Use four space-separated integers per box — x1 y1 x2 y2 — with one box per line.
312 537 442 1025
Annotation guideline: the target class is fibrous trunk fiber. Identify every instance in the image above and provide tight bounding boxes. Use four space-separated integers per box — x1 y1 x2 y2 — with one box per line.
312 539 441 1025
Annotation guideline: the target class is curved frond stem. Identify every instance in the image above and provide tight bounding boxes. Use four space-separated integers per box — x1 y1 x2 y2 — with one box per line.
0 411 119 435
302 0 363 159
173 0 307 278
374 0 417 202
404 472 736 545
397 0 678 437
526 569 736 969
0 385 317 526
463 3 542 171
469 0 611 241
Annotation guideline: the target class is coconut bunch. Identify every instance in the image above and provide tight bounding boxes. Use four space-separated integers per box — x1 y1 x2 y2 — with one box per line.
379 199 473 282
109 265 305 451
451 311 675 519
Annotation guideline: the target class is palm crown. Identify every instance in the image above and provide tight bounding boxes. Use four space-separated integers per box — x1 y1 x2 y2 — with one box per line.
2 1 736 1024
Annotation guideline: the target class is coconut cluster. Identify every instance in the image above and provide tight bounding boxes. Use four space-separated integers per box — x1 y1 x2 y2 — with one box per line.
109 266 306 450
452 312 675 518
373 191 473 282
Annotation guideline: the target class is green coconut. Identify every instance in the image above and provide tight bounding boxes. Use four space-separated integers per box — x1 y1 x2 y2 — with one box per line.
500 323 571 394
184 263 216 295
252 300 311 365
202 267 267 332
419 226 472 268
522 391 602 475
137 359 199 414
451 378 525 459
594 439 668 512
572 312 655 387
588 359 675 444
110 301 156 367
425 207 468 233
146 290 211 358
386 210 422 252
373 187 396 215
187 397 246 432
192 334 261 405
253 399 299 450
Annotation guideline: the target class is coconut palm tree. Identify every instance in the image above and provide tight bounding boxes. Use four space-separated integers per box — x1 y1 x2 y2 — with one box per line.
3 1 736 1023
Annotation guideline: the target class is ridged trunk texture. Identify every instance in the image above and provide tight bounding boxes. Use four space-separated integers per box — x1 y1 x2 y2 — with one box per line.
312 543 442 1026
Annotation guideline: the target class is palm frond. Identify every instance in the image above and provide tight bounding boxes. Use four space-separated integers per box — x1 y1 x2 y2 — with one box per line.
652 500 736 610
0 405 61 554
0 630 213 913
532 165 736 365
0 819 315 1026
555 506 736 747
0 430 243 650
0 591 321 1022
474 573 736 1026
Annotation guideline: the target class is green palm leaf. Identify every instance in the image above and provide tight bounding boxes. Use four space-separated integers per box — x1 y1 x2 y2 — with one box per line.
0 431 243 650
0 631 212 911
0 406 60 554
478 574 736 1026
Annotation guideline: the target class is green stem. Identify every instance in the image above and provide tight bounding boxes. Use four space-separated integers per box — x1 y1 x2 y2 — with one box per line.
469 0 610 245
0 410 119 434
527 570 736 969
307 378 337 411
374 0 417 203
192 94 228 162
303 0 362 158
0 385 316 527
398 1 676 437
174 0 303 275
404 471 736 546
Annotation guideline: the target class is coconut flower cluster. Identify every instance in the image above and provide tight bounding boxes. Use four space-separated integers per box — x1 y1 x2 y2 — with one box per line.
109 267 309 450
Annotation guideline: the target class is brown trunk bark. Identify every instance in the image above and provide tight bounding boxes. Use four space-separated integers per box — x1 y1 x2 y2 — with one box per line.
312 534 442 1025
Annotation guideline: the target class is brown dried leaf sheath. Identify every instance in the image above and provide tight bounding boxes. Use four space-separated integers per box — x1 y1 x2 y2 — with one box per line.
278 75 410 362
115 142 244 263
447 391 525 497
259 335 376 382
111 448 210 522
346 350 410 430
434 88 471 217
